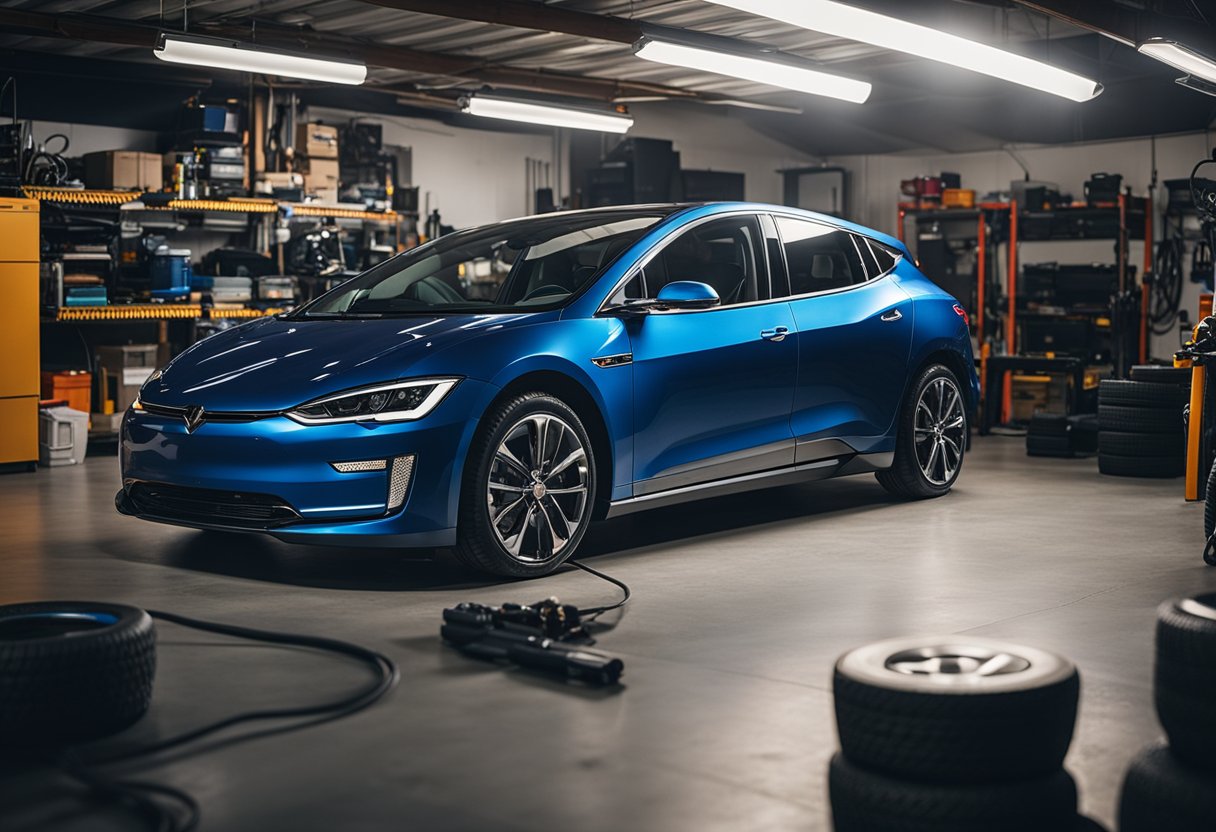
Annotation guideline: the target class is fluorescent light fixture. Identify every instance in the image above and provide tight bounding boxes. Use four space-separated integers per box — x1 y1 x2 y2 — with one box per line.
704 0 1103 102
1138 38 1216 85
154 33 367 85
634 38 870 103
461 95 633 133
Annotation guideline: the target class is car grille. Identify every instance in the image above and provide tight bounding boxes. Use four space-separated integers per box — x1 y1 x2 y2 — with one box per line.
127 483 300 529
138 402 276 423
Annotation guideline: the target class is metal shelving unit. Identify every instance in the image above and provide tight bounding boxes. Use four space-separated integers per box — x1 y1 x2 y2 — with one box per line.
898 194 1154 430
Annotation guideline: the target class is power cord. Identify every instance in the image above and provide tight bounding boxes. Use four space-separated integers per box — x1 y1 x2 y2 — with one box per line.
440 558 632 685
54 609 399 832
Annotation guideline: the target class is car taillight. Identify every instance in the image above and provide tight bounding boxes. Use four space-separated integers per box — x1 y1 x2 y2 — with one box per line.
953 304 970 327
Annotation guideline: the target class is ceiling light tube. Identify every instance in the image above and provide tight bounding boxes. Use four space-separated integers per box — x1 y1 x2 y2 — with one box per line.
154 33 367 85
703 0 1102 102
1137 38 1216 85
634 38 870 103
461 96 633 133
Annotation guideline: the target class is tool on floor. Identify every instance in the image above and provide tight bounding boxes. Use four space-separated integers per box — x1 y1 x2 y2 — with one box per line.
440 560 629 686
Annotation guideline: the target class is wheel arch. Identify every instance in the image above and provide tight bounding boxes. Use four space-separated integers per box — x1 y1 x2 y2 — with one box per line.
483 369 616 520
918 348 976 415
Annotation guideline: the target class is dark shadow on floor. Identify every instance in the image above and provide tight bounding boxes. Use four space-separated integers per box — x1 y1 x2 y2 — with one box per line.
97 475 899 591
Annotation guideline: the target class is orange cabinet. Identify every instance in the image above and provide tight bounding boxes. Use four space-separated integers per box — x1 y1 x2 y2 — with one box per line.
0 197 39 468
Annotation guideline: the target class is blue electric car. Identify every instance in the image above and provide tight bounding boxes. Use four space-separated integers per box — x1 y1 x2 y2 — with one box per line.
118 203 978 576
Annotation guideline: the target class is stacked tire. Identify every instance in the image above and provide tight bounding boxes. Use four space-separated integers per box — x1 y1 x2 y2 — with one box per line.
1097 372 1189 478
1119 593 1216 831
829 636 1101 831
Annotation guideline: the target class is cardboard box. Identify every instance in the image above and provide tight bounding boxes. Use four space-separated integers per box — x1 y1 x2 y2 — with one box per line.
97 345 158 413
296 123 339 159
83 151 162 191
303 158 340 194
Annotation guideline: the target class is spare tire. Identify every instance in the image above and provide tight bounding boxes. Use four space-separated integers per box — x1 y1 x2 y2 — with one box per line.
0 601 156 745
833 636 1079 784
1205 463 1216 539
1118 741 1216 832
1098 379 1188 408
828 752 1079 832
1097 452 1184 478
1129 365 1193 385
1155 594 1216 769
1097 405 1183 434
1097 431 1183 458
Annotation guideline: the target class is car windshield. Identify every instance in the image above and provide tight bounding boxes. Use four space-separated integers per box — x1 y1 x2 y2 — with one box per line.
297 209 674 317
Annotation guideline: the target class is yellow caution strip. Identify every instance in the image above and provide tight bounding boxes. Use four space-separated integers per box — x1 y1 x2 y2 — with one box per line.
23 187 141 205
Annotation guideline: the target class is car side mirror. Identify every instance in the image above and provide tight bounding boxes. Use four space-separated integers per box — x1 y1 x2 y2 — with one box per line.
654 281 720 310
601 280 721 318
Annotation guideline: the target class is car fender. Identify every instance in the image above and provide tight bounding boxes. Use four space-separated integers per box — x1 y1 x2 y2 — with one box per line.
422 317 635 507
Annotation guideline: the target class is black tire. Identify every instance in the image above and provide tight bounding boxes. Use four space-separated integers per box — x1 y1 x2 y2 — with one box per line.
1027 435 1074 457
1097 404 1183 434
1130 365 1192 385
828 753 1079 832
0 601 156 745
1154 594 1216 769
1118 741 1216 832
1098 379 1188 408
1097 431 1184 457
454 393 596 578
833 636 1079 784
1097 452 1183 478
1204 463 1216 539
876 364 966 500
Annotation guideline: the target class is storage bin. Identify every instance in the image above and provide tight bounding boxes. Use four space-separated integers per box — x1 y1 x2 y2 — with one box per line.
38 406 89 467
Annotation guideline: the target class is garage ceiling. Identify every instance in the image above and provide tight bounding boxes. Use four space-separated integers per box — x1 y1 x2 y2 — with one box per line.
1 0 1214 155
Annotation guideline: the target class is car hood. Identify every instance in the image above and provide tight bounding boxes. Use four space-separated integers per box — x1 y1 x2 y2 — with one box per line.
142 313 535 411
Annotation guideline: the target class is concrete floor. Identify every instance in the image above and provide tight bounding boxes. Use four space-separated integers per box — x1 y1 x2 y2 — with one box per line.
2 436 1214 831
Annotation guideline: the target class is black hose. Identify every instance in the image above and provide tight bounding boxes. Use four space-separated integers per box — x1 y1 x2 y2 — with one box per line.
56 608 399 832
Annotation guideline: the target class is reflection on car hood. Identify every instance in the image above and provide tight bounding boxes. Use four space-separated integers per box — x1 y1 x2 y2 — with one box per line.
142 313 532 411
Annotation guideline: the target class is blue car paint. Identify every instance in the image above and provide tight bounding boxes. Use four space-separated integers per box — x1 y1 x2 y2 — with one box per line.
120 202 978 548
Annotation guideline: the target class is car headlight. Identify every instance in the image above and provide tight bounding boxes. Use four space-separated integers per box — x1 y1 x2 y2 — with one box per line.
286 378 460 425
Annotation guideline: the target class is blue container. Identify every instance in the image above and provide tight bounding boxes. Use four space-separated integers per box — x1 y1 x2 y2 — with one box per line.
151 249 192 300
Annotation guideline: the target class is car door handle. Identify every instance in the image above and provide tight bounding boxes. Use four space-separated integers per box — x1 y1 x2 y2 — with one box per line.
880 309 903 322
760 326 789 342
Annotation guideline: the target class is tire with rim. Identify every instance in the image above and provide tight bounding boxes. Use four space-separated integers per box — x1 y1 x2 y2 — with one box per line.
1118 741 1216 832
1154 594 1216 769
833 636 1079 784
454 392 596 577
828 753 1079 832
876 364 966 500
0 601 156 745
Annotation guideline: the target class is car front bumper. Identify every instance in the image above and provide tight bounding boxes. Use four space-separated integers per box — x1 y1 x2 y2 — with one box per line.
118 379 493 547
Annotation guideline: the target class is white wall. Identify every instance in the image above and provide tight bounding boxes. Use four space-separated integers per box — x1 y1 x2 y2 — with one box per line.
629 101 819 204
831 131 1216 359
310 107 556 231
29 120 159 156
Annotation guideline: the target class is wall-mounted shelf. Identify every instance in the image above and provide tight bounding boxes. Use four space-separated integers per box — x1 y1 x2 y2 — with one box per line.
46 304 283 322
23 186 399 222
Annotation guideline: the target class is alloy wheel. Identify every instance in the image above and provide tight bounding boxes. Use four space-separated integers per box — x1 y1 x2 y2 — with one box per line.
486 413 589 563
914 376 965 486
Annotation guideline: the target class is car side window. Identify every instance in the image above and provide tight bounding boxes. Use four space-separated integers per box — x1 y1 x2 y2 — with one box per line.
865 237 900 276
638 216 763 307
774 216 866 296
